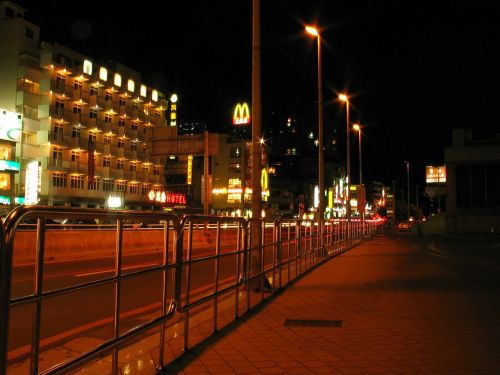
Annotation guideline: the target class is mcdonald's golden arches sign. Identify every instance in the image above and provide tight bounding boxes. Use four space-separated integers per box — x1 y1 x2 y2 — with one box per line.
232 102 251 125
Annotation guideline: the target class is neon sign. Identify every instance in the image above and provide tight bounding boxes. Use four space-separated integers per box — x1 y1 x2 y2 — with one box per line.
148 190 187 204
232 102 250 125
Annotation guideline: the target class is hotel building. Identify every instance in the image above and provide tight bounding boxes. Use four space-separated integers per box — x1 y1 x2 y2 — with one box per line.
0 1 173 209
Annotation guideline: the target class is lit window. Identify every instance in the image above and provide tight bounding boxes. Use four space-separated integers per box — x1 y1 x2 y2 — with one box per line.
103 179 114 191
114 186 127 199
70 175 85 189
88 177 99 191
83 60 93 75
140 84 147 97
152 90 158 102
52 172 67 187
114 73 121 87
129 183 139 194
128 79 135 92
99 67 107 81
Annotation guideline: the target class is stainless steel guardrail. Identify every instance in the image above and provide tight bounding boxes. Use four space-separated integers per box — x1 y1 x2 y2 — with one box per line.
0 207 384 374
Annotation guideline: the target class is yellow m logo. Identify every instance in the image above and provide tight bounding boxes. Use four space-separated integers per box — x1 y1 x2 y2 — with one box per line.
232 102 251 125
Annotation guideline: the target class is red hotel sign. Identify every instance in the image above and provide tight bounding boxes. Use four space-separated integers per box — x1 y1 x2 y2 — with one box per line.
148 190 187 204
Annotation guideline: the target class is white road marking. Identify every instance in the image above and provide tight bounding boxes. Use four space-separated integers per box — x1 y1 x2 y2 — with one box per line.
75 262 161 277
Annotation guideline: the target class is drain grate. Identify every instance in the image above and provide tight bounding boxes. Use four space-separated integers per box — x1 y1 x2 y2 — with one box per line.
284 319 342 328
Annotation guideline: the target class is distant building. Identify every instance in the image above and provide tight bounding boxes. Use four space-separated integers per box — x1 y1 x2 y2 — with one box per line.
445 129 500 233
178 120 207 136
210 134 269 216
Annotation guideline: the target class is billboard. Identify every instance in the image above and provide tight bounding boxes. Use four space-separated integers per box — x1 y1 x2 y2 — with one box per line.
426 165 446 183
0 108 22 142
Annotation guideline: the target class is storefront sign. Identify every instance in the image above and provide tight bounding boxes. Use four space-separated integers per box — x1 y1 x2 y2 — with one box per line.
0 108 22 142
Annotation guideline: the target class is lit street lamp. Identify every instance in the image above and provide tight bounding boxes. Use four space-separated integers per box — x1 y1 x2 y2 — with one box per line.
352 123 362 185
305 25 325 244
353 123 364 234
339 93 351 221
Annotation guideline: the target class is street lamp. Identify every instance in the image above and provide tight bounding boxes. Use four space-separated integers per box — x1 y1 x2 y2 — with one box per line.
352 123 362 185
339 94 351 221
353 123 364 234
305 25 324 243
404 160 410 222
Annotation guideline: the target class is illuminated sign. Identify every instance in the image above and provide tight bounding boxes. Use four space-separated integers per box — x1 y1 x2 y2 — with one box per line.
426 165 446 183
148 190 186 204
170 94 178 126
107 195 122 209
187 155 193 185
0 109 22 142
232 102 250 125
25 160 41 205
0 160 20 172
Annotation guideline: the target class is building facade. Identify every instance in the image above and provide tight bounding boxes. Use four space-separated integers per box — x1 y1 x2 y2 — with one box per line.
445 128 500 233
0 1 174 210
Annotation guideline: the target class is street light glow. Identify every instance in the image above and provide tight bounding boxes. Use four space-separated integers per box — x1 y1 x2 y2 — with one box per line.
305 25 319 37
339 94 348 102
353 123 361 132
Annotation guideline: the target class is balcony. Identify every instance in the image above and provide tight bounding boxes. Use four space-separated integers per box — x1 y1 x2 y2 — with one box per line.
46 157 67 172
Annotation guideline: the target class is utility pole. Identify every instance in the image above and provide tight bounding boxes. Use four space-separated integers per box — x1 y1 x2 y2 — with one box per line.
204 130 209 215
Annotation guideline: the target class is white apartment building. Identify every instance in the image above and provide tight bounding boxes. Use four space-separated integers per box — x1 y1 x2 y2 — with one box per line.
0 1 172 209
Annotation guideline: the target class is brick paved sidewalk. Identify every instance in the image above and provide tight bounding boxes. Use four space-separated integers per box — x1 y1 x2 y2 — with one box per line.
165 234 500 374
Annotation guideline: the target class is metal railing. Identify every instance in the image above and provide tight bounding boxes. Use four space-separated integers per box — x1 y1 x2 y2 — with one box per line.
0 206 384 374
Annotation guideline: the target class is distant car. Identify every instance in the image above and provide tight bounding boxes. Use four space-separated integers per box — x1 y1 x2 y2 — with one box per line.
61 218 99 230
397 221 411 231
17 217 60 230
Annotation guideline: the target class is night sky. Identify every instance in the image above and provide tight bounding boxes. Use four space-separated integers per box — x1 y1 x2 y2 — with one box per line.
16 0 500 188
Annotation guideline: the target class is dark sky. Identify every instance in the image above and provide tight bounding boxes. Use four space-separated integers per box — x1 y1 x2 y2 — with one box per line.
18 0 500 187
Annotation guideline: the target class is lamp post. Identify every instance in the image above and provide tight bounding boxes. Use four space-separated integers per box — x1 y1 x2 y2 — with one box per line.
404 160 410 222
305 25 324 244
339 94 351 221
352 123 362 186
353 123 364 233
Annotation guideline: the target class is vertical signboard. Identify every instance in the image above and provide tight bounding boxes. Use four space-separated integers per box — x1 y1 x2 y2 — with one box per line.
25 160 41 205
187 155 193 185
88 141 95 184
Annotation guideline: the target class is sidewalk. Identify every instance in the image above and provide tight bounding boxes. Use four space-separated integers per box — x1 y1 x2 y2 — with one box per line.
165 233 500 374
